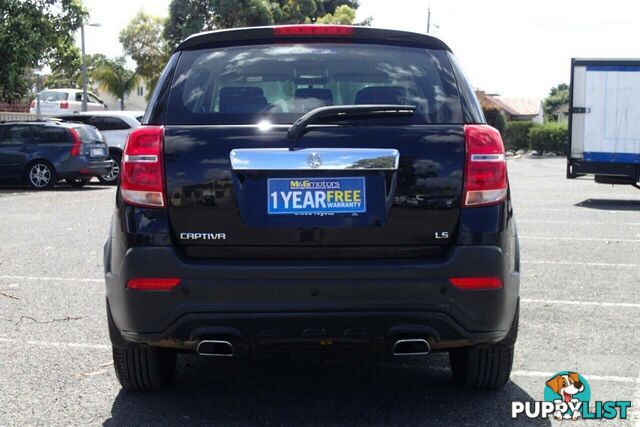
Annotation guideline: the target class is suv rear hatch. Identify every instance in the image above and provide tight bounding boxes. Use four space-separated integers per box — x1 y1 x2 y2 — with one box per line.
161 28 467 258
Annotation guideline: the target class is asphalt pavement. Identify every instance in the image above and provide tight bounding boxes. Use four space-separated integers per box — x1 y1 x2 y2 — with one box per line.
0 157 639 426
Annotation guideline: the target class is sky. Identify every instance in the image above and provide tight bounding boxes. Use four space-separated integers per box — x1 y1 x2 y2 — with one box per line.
81 0 640 98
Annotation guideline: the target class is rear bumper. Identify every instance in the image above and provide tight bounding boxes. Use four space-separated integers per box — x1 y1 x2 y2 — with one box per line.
56 158 112 179
104 243 519 352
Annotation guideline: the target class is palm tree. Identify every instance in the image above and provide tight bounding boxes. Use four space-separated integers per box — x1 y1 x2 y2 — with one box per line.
92 57 138 111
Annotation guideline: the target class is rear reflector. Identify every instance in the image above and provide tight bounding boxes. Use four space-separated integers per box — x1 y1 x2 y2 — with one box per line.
126 278 181 291
463 125 508 207
449 277 503 290
69 128 83 156
273 25 355 37
120 126 165 208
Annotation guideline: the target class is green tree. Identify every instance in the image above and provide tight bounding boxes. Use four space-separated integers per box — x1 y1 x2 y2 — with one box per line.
0 0 85 101
315 4 355 24
543 83 569 122
45 53 109 91
482 107 506 134
163 0 362 48
92 58 138 111
163 0 217 49
120 11 170 99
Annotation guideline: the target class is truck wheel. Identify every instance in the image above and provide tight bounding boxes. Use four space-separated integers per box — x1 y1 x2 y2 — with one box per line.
112 344 176 390
449 302 519 389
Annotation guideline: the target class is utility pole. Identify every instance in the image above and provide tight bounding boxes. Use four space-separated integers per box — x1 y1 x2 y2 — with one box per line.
80 22 101 112
81 23 88 112
427 7 431 34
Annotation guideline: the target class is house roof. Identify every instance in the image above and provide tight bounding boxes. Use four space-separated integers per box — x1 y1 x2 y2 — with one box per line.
496 97 542 116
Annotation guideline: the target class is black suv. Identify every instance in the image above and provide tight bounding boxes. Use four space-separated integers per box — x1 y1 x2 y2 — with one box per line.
104 26 519 391
0 121 110 189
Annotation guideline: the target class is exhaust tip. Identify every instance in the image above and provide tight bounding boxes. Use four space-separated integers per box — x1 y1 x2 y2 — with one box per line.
197 340 234 357
393 339 430 356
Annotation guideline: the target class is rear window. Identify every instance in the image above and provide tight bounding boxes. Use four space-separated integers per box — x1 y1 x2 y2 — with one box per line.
166 43 462 125
73 126 104 144
31 126 70 144
40 91 69 102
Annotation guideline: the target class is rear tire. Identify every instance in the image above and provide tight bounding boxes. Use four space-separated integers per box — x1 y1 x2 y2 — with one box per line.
449 302 519 389
98 152 121 185
112 344 177 391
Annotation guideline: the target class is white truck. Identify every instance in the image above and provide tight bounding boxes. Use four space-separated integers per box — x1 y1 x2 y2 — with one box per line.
567 59 640 189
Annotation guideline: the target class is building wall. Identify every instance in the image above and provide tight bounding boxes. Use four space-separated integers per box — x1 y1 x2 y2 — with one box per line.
97 82 148 111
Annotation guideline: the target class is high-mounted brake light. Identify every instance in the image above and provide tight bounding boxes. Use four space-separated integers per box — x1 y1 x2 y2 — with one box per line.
60 101 69 109
127 278 181 291
449 277 503 290
120 126 165 208
273 25 355 37
69 128 83 156
463 125 508 207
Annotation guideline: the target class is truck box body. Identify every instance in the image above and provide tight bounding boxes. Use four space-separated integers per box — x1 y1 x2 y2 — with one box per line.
568 59 640 185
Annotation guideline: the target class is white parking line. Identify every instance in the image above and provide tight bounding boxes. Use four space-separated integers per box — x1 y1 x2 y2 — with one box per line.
0 337 109 350
0 275 102 283
522 260 640 268
521 298 640 309
520 236 640 243
511 370 640 384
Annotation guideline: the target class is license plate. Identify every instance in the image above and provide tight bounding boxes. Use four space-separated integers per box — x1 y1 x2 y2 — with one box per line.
268 177 366 215
90 148 105 157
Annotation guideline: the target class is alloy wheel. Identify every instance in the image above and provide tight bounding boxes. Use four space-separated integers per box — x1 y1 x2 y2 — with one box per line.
29 163 52 188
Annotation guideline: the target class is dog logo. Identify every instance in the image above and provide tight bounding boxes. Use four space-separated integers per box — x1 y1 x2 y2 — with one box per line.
545 372 588 420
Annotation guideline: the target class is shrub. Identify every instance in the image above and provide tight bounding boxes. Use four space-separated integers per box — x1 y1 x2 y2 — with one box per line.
528 123 568 154
482 107 506 134
504 121 538 152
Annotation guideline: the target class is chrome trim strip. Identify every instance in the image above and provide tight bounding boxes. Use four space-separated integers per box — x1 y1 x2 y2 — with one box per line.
124 154 158 163
230 148 400 170
470 154 505 162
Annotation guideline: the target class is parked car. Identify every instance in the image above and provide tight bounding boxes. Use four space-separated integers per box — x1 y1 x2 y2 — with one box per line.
29 89 107 115
0 121 111 189
104 25 519 391
52 111 143 184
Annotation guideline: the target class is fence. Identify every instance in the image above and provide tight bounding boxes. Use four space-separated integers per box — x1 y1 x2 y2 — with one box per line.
0 112 38 121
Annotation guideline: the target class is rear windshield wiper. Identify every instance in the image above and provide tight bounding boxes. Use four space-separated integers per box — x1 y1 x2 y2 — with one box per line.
287 104 416 141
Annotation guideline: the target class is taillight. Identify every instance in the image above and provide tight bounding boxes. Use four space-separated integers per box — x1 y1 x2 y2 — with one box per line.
273 25 355 36
463 125 508 207
60 101 69 109
120 126 165 208
449 277 503 290
69 128 83 156
127 278 181 291
30 100 35 109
